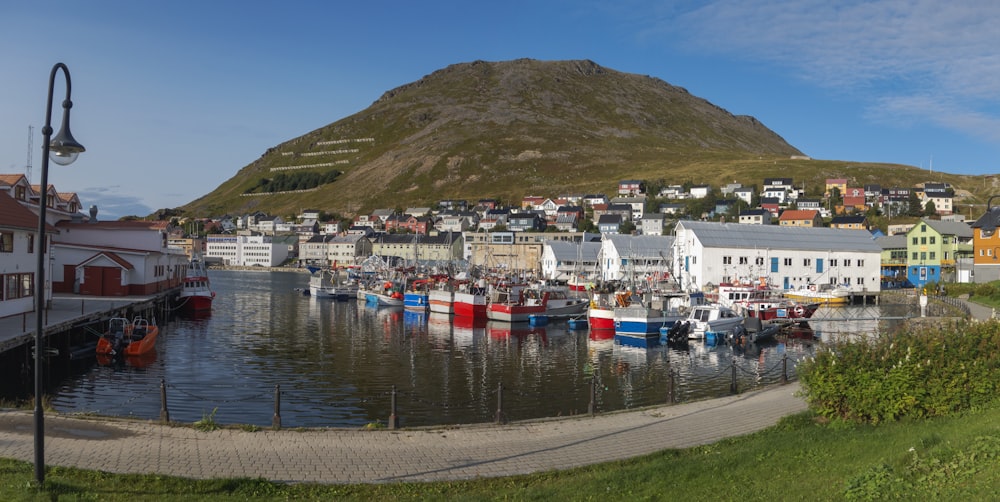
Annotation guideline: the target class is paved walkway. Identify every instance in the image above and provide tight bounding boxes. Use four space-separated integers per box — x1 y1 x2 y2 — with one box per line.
0 382 804 484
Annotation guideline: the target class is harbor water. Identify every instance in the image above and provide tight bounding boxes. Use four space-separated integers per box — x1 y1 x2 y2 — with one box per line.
48 270 897 428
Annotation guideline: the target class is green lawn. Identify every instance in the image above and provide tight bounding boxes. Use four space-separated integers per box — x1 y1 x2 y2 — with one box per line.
3 405 999 501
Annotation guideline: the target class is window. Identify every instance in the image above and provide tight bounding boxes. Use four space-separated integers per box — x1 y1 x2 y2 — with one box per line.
784 258 792 266
739 256 748 265
912 237 918 245
930 252 936 260
5 275 20 300
722 256 732 265
858 259 864 267
0 232 12 253
830 259 838 267
930 236 936 245
27 234 34 254
803 258 812 267
844 259 851 266
756 257 764 266
920 237 927 245
20 274 33 298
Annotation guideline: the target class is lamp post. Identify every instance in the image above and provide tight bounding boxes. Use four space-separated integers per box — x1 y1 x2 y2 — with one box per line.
34 62 85 485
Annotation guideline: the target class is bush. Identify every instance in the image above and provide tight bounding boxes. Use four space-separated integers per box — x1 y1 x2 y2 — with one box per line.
799 320 1000 424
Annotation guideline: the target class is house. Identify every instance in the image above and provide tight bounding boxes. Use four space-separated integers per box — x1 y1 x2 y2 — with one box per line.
689 185 711 199
435 213 472 233
876 234 909 288
760 197 781 217
639 213 666 236
796 198 822 210
762 178 794 192
597 214 623 234
610 195 646 220
540 240 601 283
739 209 772 225
761 185 788 203
581 194 608 207
658 203 686 215
508 212 546 232
599 234 673 282
825 178 848 197
0 191 51 317
404 207 432 217
829 215 869 230
437 199 468 212
721 183 742 196
778 209 822 227
55 219 189 295
922 191 954 215
971 206 1000 282
905 219 973 288
478 208 511 231
733 187 755 206
842 187 867 212
658 185 685 199
618 180 644 196
554 206 584 232
673 221 882 293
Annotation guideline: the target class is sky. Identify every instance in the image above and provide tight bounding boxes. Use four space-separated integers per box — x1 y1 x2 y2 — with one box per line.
3 1 1000 220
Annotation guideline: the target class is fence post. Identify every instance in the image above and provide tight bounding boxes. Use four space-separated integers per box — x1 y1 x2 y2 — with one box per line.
272 384 281 429
588 372 596 416
159 378 169 423
730 358 738 394
389 385 400 429
668 369 676 403
781 354 788 385
495 382 505 425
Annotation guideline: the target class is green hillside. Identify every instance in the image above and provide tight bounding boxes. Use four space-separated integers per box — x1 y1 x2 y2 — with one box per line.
175 59 997 220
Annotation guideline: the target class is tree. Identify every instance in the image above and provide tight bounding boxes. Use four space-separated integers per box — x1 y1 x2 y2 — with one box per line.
924 200 937 217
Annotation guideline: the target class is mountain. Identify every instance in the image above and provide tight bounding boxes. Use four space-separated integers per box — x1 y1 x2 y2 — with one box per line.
178 59 984 219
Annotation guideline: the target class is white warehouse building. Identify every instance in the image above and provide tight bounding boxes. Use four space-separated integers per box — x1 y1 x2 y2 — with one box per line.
206 233 289 267
672 221 882 295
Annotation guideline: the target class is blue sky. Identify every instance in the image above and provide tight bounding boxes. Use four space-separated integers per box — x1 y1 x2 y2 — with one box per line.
3 1 1000 219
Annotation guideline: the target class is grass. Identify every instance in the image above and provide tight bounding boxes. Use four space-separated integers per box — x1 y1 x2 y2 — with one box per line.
3 404 1000 500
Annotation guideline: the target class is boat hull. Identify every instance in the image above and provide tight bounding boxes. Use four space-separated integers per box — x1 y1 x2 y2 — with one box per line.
404 292 430 311
428 289 454 314
453 291 488 318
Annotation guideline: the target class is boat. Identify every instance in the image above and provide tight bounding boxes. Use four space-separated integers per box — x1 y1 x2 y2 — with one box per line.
403 279 431 312
685 303 744 339
95 316 159 357
486 283 587 323
741 298 820 321
178 257 214 312
365 280 405 307
308 266 358 300
587 290 617 330
428 282 455 314
784 283 851 305
613 290 699 336
453 279 489 318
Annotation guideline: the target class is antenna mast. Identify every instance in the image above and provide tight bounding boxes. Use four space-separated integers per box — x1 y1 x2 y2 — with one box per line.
25 125 33 183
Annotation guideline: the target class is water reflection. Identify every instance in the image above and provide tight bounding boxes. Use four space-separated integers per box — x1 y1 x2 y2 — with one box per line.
47 270 863 428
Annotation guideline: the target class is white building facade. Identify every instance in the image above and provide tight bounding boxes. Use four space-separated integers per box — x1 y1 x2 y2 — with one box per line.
206 234 289 267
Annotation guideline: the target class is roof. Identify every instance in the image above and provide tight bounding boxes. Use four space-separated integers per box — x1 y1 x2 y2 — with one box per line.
921 218 972 238
778 209 819 221
876 235 907 250
543 240 601 261
604 234 674 258
0 190 53 232
678 221 882 253
830 215 867 224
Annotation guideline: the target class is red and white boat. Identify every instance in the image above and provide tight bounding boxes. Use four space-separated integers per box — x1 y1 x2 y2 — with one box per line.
179 257 214 312
487 284 588 322
453 279 490 318
587 290 617 330
740 297 820 321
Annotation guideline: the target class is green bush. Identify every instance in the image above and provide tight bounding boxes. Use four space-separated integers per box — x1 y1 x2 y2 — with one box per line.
799 320 1000 424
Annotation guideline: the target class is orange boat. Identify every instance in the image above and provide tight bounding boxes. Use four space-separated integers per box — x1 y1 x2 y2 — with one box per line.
96 317 159 357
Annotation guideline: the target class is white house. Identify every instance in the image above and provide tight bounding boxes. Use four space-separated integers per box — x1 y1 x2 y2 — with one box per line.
0 190 47 318
639 213 666 235
672 221 882 294
540 240 601 282
599 234 673 282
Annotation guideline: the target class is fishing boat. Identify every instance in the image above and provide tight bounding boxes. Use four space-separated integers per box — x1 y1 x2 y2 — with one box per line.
487 283 587 322
366 280 405 307
403 279 431 311
179 257 214 312
587 289 617 330
95 316 159 357
784 283 851 305
453 279 490 318
308 266 358 300
428 281 455 314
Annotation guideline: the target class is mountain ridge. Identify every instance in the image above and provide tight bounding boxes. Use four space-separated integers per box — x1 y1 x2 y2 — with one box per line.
177 58 987 219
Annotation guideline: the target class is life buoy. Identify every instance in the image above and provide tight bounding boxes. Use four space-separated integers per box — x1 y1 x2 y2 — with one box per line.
794 304 804 316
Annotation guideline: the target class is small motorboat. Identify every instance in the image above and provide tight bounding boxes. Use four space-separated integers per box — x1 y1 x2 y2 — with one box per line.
96 317 159 357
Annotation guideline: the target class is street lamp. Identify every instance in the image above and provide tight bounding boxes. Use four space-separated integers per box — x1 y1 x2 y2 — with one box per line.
34 62 85 485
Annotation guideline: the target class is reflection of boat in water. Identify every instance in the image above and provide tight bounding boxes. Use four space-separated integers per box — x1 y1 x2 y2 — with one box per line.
427 312 452 339
452 315 487 347
97 350 157 369
487 321 547 344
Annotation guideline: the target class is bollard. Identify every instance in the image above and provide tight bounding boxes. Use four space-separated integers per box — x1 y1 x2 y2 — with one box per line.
730 359 738 394
781 354 788 385
272 384 281 429
80 300 85 314
159 378 169 423
495 382 505 424
668 369 676 404
389 385 399 429
588 373 596 416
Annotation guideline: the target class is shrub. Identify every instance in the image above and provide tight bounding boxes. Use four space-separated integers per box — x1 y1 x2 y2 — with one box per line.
799 320 1000 424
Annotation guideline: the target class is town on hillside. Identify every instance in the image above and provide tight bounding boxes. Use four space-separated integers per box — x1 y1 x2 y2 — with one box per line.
5 172 1000 321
